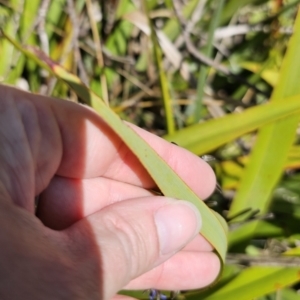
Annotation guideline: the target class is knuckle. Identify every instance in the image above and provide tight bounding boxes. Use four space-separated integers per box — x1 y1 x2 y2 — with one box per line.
101 208 156 277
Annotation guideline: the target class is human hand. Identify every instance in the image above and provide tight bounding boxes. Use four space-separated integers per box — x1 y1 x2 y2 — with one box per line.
0 84 220 299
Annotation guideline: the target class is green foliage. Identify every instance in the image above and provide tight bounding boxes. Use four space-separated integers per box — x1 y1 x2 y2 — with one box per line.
3 30 227 262
1 0 300 299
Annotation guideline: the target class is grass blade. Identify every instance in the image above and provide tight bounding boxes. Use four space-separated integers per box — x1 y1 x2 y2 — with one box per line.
228 9 300 235
193 267 300 300
2 30 228 262
163 94 300 156
143 1 176 135
193 0 225 123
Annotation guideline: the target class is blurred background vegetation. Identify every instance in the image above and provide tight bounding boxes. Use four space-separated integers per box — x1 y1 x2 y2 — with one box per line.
1 0 300 299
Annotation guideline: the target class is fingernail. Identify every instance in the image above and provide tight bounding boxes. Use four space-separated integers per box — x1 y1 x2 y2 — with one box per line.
154 200 202 255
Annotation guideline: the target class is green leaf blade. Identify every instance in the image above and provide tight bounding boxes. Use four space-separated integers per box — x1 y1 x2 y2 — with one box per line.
200 267 300 300
2 32 228 262
228 10 300 237
163 97 300 156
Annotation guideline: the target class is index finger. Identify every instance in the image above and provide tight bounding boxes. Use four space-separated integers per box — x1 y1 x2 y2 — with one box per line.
52 99 216 199
8 85 216 199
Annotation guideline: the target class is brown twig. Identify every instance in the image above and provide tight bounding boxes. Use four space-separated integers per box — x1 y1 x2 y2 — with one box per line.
67 0 89 86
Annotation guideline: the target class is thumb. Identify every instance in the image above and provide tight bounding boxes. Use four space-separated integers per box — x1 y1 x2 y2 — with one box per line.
66 196 201 300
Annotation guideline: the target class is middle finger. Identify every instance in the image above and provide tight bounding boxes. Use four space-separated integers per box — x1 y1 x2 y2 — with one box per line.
37 176 154 229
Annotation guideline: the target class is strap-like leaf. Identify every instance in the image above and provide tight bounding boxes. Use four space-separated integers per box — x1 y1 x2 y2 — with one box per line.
2 30 228 262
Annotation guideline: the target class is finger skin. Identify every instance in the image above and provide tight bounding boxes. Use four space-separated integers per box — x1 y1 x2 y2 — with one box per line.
64 196 214 299
0 194 102 299
0 86 61 211
37 176 153 229
124 251 220 290
1 84 215 199
112 295 138 300
0 84 220 299
0 191 217 300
